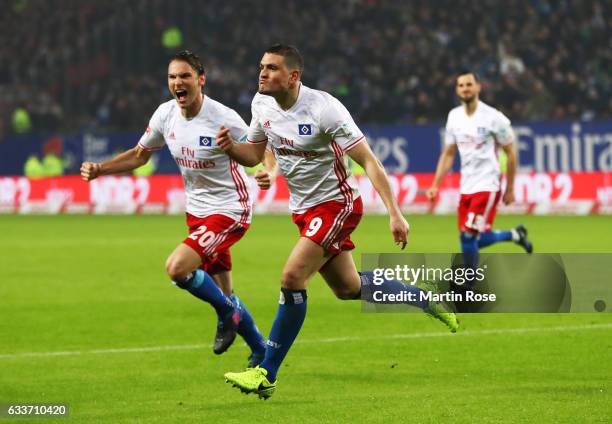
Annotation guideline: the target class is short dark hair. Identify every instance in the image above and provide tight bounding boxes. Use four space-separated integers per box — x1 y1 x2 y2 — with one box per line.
169 50 205 76
456 70 480 83
265 44 304 72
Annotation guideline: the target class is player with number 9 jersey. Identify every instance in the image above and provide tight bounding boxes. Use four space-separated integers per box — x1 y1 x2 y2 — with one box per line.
247 85 365 253
220 45 458 400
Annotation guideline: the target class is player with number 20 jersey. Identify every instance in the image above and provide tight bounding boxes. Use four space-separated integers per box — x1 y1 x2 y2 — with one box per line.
81 51 267 367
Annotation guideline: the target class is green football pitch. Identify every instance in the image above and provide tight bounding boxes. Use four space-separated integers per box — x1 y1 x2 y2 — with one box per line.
1 214 611 423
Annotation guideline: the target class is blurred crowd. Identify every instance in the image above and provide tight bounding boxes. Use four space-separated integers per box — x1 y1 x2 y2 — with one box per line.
1 0 610 138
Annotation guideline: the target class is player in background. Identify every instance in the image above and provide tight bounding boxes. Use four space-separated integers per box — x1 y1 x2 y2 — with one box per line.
80 51 270 367
426 71 533 274
218 44 459 399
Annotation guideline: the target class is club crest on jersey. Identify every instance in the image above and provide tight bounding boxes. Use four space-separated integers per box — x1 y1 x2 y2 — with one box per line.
199 136 214 147
477 127 487 135
298 124 312 135
338 123 354 138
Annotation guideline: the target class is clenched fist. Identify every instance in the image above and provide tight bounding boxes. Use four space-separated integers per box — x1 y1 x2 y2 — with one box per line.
255 169 273 190
80 162 101 181
216 125 233 152
426 186 438 201
390 214 410 250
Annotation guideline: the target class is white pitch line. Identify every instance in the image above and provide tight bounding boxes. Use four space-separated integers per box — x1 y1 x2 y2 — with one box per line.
306 322 612 344
0 344 209 360
0 323 610 360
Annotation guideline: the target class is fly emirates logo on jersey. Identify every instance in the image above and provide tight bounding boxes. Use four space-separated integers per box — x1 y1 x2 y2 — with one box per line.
457 134 488 151
174 145 215 169
272 136 319 159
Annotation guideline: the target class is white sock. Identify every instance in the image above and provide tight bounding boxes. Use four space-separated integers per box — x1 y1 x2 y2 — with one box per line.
511 228 520 242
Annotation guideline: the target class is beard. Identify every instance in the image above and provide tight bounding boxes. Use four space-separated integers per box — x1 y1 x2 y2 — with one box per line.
460 94 476 104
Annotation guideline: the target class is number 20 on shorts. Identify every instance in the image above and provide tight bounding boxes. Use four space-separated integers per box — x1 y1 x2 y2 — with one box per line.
188 225 216 248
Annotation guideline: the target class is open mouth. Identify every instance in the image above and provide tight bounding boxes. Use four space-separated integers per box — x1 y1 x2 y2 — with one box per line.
175 89 188 101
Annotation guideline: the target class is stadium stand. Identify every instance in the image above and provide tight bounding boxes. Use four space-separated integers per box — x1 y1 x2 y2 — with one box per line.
1 0 610 136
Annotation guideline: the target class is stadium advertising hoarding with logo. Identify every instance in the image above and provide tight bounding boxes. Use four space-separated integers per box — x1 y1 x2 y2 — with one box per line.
0 120 610 214
0 172 610 215
1 121 611 175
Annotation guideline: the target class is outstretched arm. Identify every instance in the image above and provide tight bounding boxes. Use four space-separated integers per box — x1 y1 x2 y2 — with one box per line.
216 126 267 167
80 146 152 181
347 140 409 249
426 143 457 200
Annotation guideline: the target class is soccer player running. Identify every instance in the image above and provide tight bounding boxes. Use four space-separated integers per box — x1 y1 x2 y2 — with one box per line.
218 45 459 399
80 51 269 367
426 71 533 276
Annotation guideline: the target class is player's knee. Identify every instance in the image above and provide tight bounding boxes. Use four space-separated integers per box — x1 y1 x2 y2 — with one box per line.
280 268 306 290
332 286 360 300
460 231 477 240
165 256 191 282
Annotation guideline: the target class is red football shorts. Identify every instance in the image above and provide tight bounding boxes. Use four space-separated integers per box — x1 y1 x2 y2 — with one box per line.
183 213 249 274
292 197 363 254
457 191 501 232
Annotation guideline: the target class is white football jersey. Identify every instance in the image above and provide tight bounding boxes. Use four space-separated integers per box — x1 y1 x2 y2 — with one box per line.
138 96 252 223
247 84 364 213
444 100 514 194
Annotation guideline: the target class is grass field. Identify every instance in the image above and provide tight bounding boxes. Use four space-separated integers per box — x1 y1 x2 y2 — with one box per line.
1 214 611 423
